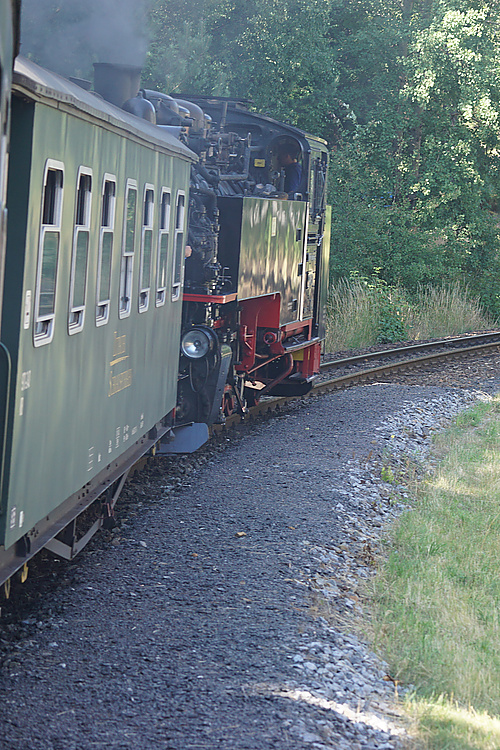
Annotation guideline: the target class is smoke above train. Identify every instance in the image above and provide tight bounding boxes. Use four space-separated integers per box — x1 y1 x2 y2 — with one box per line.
20 0 149 76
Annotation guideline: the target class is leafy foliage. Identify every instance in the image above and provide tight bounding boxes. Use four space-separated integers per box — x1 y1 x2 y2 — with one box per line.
145 0 340 133
18 1 500 316
144 0 500 316
326 0 500 315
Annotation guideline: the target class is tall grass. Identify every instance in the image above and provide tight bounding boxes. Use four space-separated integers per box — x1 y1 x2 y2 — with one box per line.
370 398 500 748
325 278 378 351
406 284 495 340
325 279 496 353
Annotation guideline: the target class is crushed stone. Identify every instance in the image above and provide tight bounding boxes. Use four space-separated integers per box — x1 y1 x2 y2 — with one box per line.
1 370 499 749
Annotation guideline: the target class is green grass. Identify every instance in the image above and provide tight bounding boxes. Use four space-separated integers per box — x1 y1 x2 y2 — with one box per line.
410 698 500 750
370 397 500 749
325 279 495 352
325 277 379 350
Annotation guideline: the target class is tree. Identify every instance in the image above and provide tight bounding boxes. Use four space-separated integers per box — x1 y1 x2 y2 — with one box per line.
145 0 500 311
328 0 500 311
143 0 217 92
204 0 339 133
146 0 340 135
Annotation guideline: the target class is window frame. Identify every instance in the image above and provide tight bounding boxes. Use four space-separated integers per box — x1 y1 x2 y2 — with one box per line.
119 178 138 320
33 159 65 347
68 166 92 335
156 188 171 307
138 183 155 313
172 190 186 302
96 173 116 327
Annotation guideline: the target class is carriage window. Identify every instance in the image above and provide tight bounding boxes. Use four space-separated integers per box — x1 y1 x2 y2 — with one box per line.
139 186 154 312
172 192 185 301
156 189 170 306
34 161 64 346
68 169 92 334
119 180 137 318
96 176 116 326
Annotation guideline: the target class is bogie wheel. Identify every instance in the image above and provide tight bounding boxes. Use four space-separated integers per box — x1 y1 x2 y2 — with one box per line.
3 577 11 600
19 563 29 584
222 385 236 417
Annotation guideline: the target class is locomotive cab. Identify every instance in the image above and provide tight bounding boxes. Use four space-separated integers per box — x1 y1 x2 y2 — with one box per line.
268 136 305 200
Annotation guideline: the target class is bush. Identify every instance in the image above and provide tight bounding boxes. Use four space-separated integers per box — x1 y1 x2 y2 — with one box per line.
374 282 410 343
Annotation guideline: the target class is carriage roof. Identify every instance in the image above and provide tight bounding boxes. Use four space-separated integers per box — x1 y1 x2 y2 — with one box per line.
13 57 197 163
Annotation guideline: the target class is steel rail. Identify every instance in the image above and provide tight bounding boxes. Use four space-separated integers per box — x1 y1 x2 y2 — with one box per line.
316 337 500 394
8 335 498 594
321 330 500 370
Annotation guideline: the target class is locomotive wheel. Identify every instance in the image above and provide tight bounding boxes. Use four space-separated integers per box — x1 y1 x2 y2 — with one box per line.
177 380 211 423
3 577 11 599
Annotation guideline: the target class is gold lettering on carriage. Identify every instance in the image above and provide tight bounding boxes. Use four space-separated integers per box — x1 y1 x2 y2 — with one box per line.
109 332 132 396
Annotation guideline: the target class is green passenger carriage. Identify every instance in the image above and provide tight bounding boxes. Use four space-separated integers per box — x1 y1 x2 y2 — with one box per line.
0 44 332 590
0 58 196 584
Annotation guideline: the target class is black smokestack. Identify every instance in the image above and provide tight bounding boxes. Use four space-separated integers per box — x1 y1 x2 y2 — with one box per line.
93 63 142 108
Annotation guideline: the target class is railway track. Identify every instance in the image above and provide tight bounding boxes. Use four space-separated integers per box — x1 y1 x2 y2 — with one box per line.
245 330 500 420
3 332 498 749
4 358 473 750
318 329 500 386
322 329 500 369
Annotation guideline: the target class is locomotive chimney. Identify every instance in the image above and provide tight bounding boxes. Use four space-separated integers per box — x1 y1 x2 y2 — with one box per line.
93 62 142 108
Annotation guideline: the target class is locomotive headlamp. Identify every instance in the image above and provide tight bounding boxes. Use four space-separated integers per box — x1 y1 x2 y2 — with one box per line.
181 328 212 359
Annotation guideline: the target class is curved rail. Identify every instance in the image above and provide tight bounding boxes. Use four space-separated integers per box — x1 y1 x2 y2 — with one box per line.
6 333 499 595
236 332 500 422
321 330 500 370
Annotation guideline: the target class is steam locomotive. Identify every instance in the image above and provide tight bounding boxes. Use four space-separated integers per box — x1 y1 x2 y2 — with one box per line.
0 26 330 590
160 92 331 426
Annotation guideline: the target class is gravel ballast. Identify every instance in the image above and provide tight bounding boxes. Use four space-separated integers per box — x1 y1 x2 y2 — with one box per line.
1 359 500 750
